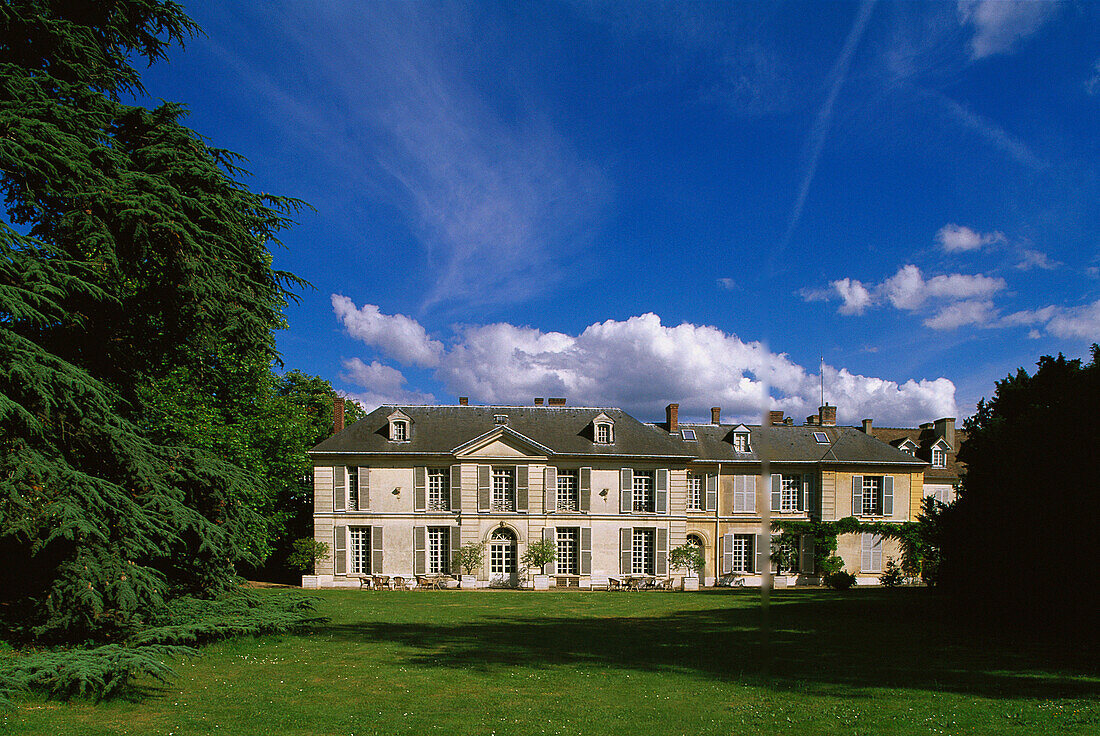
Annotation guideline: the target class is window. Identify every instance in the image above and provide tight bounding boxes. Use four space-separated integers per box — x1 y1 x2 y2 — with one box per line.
595 422 612 444
686 534 705 574
932 447 946 468
861 533 883 573
493 414 508 424
631 528 655 575
686 473 703 511
731 534 753 573
490 529 516 574
428 527 450 574
733 475 755 513
556 469 578 511
862 476 881 516
926 484 952 504
427 468 450 511
491 466 516 511
632 471 654 513
347 466 359 510
813 431 828 444
780 474 802 512
349 526 370 574
556 528 579 575
733 432 750 452
681 429 697 441
392 420 408 442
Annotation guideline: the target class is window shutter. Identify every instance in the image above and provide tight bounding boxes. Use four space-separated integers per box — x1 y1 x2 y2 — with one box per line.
655 469 669 514
516 465 529 512
333 466 346 512
580 527 592 575
861 533 871 572
883 476 894 516
358 467 370 510
544 467 557 512
372 526 384 574
334 525 347 574
721 533 734 575
872 535 883 572
755 534 768 575
450 465 462 511
619 469 633 514
705 474 718 512
805 474 816 515
449 527 461 575
799 534 814 574
542 527 556 575
852 475 863 517
413 467 426 512
795 474 805 512
413 526 426 576
656 527 668 576
477 465 490 512
620 528 632 575
579 467 592 512
770 474 781 512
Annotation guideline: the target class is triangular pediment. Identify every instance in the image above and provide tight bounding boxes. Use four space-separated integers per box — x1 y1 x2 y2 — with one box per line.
387 408 412 422
930 437 951 451
895 438 919 450
452 426 553 458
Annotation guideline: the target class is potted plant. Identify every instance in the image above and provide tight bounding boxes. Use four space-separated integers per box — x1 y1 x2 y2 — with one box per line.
669 543 705 591
520 538 557 590
288 537 330 589
453 541 486 589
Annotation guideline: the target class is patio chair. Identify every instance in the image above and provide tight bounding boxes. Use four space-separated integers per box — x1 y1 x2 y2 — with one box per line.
392 576 411 590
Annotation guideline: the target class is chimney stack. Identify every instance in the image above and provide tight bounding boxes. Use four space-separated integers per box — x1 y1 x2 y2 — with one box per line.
333 396 345 434
768 410 785 426
862 418 873 434
933 417 956 450
534 398 544 406
666 403 679 433
548 397 567 406
819 403 837 426
711 407 721 425
806 415 818 426
459 396 469 406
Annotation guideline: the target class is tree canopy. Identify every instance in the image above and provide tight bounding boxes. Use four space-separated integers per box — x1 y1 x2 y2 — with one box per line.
942 347 1099 633
0 0 341 641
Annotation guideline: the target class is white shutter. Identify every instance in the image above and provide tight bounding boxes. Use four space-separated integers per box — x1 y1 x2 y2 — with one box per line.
721 532 734 574
333 466 346 512
544 467 557 512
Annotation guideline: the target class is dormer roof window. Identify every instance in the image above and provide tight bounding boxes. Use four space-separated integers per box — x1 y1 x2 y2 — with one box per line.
930 438 950 467
729 424 751 453
387 409 412 442
494 414 508 425
592 412 614 444
895 438 919 456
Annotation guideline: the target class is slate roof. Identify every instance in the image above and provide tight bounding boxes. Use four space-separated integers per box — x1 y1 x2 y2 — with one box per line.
310 405 692 458
672 423 926 466
870 425 967 482
312 404 924 466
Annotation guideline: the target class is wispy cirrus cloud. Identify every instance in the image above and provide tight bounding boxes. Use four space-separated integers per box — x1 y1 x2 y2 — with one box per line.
957 0 1059 60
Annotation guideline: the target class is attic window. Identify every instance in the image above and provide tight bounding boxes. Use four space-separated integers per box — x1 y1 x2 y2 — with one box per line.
493 414 508 425
594 421 613 444
681 429 697 441
813 431 829 444
932 447 946 467
391 420 408 442
733 432 750 452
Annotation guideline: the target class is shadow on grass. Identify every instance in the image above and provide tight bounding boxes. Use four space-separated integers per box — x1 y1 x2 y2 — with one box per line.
315 589 1098 700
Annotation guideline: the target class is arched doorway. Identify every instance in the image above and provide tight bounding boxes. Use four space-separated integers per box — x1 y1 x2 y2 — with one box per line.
687 533 705 579
489 528 518 587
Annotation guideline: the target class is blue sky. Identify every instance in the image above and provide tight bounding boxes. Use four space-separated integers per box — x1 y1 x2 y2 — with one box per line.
136 0 1100 426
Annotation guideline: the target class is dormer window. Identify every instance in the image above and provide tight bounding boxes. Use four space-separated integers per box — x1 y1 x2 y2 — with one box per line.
897 438 919 457
387 409 412 442
592 413 614 444
733 433 749 452
494 414 508 425
392 420 408 441
932 447 946 468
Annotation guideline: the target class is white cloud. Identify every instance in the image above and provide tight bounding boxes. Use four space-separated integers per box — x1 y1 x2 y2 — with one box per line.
832 278 874 315
340 358 435 409
883 265 1006 310
332 296 444 367
923 300 998 330
1046 300 1100 340
1015 248 1059 271
958 0 1058 60
338 307 958 426
1087 59 1100 95
717 277 738 290
935 223 1005 252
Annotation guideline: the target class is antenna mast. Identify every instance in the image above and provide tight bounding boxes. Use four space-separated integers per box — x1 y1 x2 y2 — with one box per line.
820 355 824 407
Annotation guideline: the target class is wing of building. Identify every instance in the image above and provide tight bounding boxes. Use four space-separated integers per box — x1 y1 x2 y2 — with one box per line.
307 400 933 588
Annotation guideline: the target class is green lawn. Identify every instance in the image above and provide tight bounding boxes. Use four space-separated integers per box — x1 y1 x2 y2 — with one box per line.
2 588 1097 735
